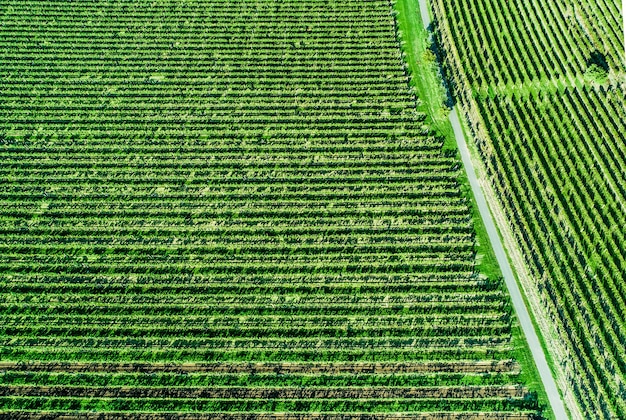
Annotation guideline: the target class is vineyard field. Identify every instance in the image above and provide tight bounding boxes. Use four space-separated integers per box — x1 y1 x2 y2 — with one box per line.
431 0 626 418
0 0 548 419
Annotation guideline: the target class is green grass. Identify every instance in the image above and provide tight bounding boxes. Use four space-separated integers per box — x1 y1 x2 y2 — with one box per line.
0 372 522 388
393 0 452 143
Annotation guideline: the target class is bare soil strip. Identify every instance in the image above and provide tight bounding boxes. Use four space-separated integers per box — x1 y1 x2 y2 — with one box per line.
0 361 519 375
0 413 538 420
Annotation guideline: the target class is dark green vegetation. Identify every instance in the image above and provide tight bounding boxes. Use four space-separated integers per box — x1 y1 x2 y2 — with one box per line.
431 0 626 418
0 0 546 418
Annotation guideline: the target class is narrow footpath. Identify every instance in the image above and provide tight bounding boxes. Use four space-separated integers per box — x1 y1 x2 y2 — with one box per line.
414 0 569 418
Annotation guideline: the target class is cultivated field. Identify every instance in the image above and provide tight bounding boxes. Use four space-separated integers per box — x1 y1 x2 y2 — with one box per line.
431 0 626 418
0 0 545 418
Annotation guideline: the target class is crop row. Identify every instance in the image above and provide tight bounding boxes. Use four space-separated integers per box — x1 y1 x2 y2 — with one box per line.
0 323 509 340
0 269 473 282
0 302 504 318
0 397 537 413
0 281 487 294
0 312 504 327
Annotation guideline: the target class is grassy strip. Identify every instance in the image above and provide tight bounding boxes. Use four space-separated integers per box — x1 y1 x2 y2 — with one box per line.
0 372 521 388
0 348 515 363
392 0 451 141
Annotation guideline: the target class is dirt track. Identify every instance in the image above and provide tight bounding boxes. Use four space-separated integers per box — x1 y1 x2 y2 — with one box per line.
0 360 519 375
